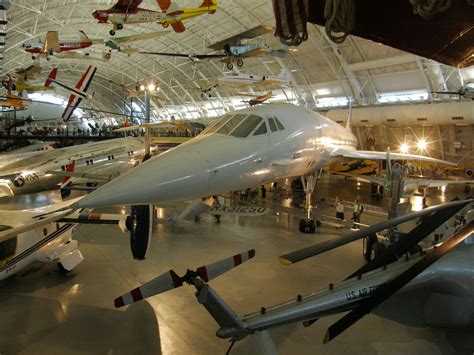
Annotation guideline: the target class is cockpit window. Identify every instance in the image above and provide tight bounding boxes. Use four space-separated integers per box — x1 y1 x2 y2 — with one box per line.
230 115 263 138
253 121 268 136
268 118 278 132
274 117 285 130
201 113 235 135
217 114 248 135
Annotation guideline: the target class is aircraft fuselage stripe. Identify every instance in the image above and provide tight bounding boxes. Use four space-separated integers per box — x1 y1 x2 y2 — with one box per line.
0 224 74 272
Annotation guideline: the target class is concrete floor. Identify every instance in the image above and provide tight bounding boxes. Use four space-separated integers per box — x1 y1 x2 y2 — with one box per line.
0 176 472 354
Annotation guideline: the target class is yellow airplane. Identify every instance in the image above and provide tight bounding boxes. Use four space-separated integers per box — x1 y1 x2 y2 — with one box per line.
2 68 57 94
0 94 29 110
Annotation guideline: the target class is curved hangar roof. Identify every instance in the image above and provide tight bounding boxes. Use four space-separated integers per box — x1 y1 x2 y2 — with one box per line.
1 0 472 119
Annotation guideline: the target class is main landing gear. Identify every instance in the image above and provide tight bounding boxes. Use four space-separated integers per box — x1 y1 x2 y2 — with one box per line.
298 172 321 234
109 23 123 36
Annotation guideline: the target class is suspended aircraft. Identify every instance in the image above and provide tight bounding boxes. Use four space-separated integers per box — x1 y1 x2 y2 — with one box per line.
216 70 291 88
238 91 272 106
0 93 29 110
92 0 217 36
0 136 146 199
68 103 456 238
91 31 169 55
2 67 57 94
112 201 474 351
23 31 93 60
0 196 152 281
208 25 293 69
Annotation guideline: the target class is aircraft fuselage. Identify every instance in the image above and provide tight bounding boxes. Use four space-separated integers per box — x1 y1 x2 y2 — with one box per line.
75 104 358 208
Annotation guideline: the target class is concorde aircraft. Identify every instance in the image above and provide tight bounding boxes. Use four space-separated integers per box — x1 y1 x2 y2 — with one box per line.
70 103 455 234
0 136 146 198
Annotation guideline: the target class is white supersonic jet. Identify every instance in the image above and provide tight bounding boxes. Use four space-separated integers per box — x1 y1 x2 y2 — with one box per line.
70 104 453 233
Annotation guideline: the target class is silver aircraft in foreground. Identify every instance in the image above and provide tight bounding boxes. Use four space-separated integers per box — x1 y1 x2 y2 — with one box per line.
113 199 474 353
72 103 454 233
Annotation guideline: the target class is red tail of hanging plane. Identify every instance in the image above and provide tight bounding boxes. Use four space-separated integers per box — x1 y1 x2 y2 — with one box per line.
61 66 97 121
44 68 57 88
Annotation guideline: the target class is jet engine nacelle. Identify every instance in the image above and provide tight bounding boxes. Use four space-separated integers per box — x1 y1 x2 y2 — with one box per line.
126 205 153 260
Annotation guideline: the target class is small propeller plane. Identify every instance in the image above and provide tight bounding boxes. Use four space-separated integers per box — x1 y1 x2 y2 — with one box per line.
238 91 272 106
92 0 217 36
2 67 57 94
23 31 93 61
216 70 291 88
112 200 474 351
91 31 170 56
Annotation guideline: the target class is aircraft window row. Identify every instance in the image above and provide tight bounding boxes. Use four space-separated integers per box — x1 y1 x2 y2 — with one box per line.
86 159 94 165
268 117 278 132
271 117 285 131
202 113 236 134
230 115 263 138
107 155 115 160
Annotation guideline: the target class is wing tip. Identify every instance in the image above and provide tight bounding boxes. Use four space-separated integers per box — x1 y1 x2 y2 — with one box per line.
278 256 293 265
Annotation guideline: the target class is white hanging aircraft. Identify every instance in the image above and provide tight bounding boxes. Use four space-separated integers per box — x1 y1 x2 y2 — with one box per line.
68 103 455 235
216 69 291 88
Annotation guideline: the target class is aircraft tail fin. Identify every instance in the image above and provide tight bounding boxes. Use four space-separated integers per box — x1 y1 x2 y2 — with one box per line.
199 0 217 8
44 68 57 88
61 65 96 121
114 249 255 308
170 21 186 33
60 160 75 199
156 0 171 11
78 30 92 44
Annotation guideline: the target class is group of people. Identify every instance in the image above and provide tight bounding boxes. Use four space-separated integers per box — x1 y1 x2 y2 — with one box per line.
335 197 364 229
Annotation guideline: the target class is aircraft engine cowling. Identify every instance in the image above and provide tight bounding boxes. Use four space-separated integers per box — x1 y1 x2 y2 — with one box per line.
126 205 153 260
465 168 473 178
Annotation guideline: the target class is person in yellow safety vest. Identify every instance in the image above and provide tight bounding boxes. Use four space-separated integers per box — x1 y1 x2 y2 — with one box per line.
352 199 363 229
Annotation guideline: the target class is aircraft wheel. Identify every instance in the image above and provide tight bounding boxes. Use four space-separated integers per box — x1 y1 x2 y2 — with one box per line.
117 24 123 30
31 56 36 60
46 57 51 61
109 29 116 36
194 215 200 223
299 219 306 233
308 220 316 233
369 242 386 261
236 59 244 67
226 62 233 70
363 234 377 262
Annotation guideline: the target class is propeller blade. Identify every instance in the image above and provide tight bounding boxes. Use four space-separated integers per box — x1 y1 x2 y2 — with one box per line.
114 269 182 308
324 220 474 343
346 198 471 279
196 249 255 282
279 200 473 265
114 250 255 307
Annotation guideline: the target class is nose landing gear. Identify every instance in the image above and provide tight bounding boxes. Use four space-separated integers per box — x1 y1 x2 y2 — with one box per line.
298 172 321 234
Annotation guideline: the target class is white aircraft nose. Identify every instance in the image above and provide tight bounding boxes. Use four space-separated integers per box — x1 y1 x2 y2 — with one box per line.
75 146 210 208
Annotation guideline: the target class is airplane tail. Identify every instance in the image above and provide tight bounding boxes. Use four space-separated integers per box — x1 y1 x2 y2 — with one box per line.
199 0 217 8
60 160 75 199
44 68 57 88
78 30 92 44
61 65 97 121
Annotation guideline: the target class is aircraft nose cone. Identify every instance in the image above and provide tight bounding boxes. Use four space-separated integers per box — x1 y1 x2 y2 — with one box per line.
75 147 210 208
